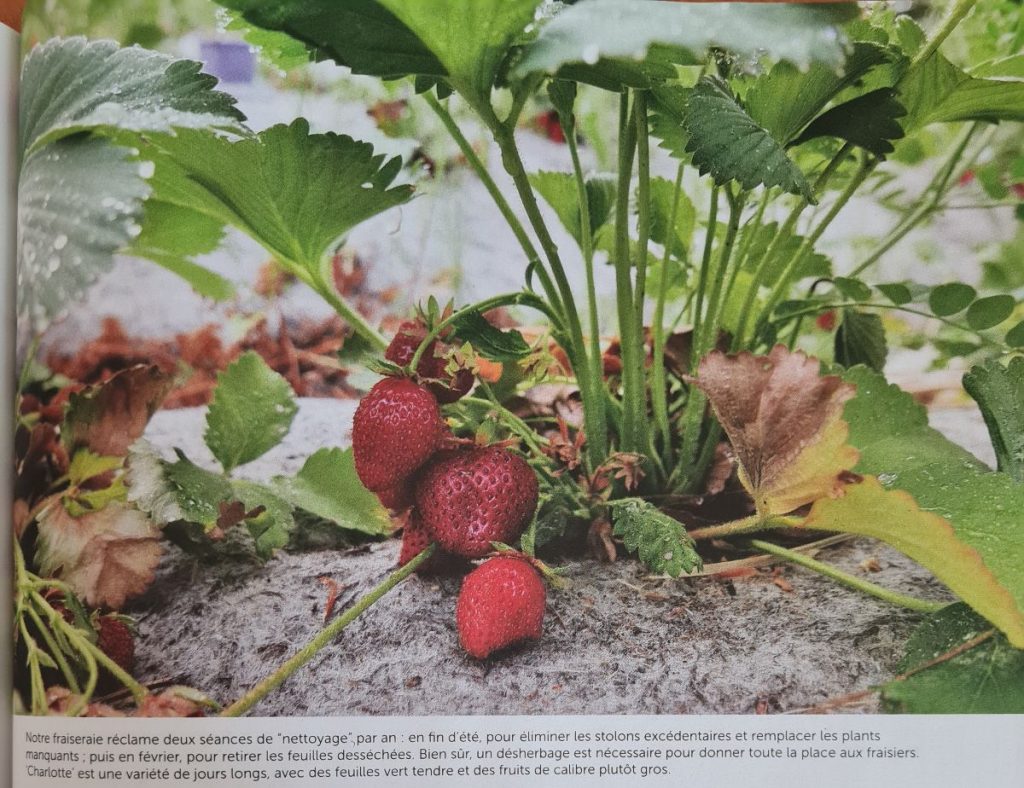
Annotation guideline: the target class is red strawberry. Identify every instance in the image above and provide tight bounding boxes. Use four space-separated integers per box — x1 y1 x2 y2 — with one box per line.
456 556 546 659
816 310 837 332
377 481 414 513
385 320 474 404
415 447 539 558
353 377 445 492
95 615 134 673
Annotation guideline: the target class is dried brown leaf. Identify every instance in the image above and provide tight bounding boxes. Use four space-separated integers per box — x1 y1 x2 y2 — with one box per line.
63 366 173 456
695 346 859 516
36 500 162 610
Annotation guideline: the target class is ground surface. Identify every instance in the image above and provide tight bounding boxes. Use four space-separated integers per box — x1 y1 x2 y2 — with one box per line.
128 401 992 716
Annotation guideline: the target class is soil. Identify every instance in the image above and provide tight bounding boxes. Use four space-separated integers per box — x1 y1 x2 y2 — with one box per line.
127 401 992 716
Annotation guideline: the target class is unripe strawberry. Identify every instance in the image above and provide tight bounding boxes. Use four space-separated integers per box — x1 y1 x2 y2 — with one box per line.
385 320 473 404
415 447 539 558
456 556 546 659
353 377 445 492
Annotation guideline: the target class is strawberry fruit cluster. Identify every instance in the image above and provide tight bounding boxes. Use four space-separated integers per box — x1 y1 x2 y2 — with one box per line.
352 326 546 660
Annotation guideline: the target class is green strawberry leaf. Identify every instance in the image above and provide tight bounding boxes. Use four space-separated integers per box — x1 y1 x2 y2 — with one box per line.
214 0 443 80
232 480 296 560
963 358 1024 482
374 0 541 105
452 311 532 363
929 282 977 316
647 175 696 261
965 295 1016 331
802 367 1024 648
834 310 888 373
19 37 243 157
899 51 1024 130
609 498 701 578
684 77 814 201
530 171 618 250
204 352 297 473
881 603 1024 713
128 447 236 529
126 200 234 301
513 0 855 85
791 88 908 158
138 121 412 292
17 138 151 331
746 43 897 146
272 447 390 537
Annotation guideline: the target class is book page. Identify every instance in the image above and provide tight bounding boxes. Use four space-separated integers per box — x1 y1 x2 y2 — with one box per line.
6 1 1024 786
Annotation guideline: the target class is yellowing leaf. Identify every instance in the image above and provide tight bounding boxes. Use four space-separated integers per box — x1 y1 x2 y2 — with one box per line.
803 477 1024 648
36 500 162 610
695 346 858 516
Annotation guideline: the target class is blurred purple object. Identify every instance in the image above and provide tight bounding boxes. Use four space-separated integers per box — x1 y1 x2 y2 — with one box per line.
200 40 255 84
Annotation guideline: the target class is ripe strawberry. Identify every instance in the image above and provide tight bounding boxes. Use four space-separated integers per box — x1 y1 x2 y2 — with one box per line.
816 310 838 332
456 556 546 659
353 377 445 492
415 447 539 558
385 320 473 404
377 481 414 513
95 615 135 673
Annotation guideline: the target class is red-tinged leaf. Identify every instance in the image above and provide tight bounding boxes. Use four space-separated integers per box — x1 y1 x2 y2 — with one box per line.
35 500 162 610
695 346 859 516
63 365 173 457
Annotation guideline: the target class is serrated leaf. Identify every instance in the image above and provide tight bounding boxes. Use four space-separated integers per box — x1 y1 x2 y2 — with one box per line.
232 480 295 560
139 120 412 280
792 88 907 157
834 310 887 373
451 311 531 362
609 498 701 578
649 85 693 163
67 450 124 487
741 222 831 282
35 500 161 610
881 604 1024 714
273 447 390 537
127 200 234 301
375 0 541 104
647 175 696 260
513 0 855 84
18 138 150 331
205 352 297 472
929 282 977 316
963 358 1024 482
965 295 1015 331
215 0 443 80
530 171 617 249
900 51 1024 130
684 76 814 201
746 43 896 146
223 9 315 71
19 37 243 157
63 365 173 457
802 367 1024 648
697 347 859 518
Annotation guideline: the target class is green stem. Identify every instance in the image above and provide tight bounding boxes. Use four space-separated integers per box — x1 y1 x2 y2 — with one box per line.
25 604 81 694
911 0 976 69
688 514 791 542
221 545 437 717
422 92 558 315
485 113 602 468
748 539 946 614
690 186 721 369
699 187 746 356
849 122 981 278
651 163 686 466
732 143 853 350
757 152 875 330
305 272 387 352
613 92 643 454
563 100 609 462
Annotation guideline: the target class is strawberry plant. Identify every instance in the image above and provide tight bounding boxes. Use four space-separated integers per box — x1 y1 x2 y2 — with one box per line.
14 0 1024 714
